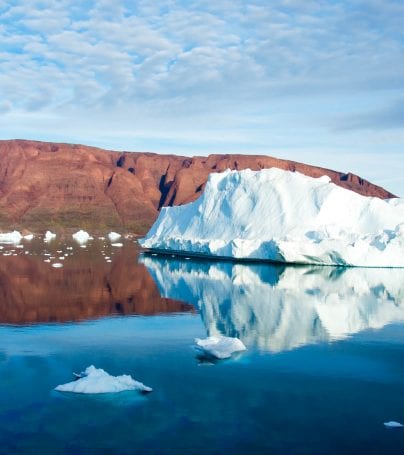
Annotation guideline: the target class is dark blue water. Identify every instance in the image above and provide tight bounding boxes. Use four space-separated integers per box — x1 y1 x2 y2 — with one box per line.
0 242 404 454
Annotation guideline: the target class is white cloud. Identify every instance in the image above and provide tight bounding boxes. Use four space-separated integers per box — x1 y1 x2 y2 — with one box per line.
0 0 403 195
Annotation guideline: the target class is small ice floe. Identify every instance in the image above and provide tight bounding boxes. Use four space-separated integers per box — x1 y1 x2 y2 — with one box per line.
0 231 22 244
80 245 87 248
106 259 112 263
66 246 73 250
195 336 247 359
16 245 24 249
111 243 123 247
58 256 65 260
98 236 106 240
52 263 63 268
108 232 121 242
72 230 91 244
23 234 34 240
44 259 51 263
384 421 404 428
44 231 56 242
55 365 152 394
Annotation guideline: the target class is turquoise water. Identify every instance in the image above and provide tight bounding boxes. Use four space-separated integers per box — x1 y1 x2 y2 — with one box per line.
1 242 404 453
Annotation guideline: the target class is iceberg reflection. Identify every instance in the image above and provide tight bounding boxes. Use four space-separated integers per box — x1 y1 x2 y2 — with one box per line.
141 254 404 352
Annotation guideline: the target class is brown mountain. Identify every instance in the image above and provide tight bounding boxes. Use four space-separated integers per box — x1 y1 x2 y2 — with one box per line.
0 139 395 234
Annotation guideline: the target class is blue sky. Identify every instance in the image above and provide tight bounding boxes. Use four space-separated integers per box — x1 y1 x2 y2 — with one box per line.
0 0 403 195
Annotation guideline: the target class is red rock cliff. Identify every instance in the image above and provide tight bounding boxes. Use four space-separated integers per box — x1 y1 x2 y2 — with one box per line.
0 139 395 233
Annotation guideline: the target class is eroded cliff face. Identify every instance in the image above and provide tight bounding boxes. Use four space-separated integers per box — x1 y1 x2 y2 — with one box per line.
0 139 395 233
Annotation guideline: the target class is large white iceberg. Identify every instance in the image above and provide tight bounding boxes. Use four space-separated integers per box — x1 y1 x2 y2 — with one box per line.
141 256 404 353
140 168 404 267
0 231 22 244
55 365 152 394
195 336 246 359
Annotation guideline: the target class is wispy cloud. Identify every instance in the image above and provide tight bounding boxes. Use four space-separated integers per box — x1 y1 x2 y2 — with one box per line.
0 0 403 195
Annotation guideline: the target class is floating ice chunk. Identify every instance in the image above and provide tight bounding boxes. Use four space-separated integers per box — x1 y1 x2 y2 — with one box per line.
98 236 106 240
44 231 56 241
195 336 247 359
23 234 34 240
52 263 63 268
0 231 22 244
72 230 91 244
384 421 404 428
111 243 123 247
140 168 404 267
55 365 152 394
44 259 51 263
80 245 86 248
108 232 121 242
16 245 24 249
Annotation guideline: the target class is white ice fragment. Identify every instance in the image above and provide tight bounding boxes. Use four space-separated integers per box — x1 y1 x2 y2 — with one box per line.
384 421 404 428
106 259 112 263
140 168 404 267
16 245 24 249
55 365 152 394
52 263 63 268
80 245 86 248
72 230 91 244
0 231 22 244
44 231 56 241
44 259 51 263
66 247 73 250
111 243 123 247
195 336 247 359
23 234 34 240
98 236 106 240
108 232 121 242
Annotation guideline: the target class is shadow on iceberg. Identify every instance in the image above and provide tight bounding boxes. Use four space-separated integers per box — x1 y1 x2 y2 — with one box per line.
140 253 404 353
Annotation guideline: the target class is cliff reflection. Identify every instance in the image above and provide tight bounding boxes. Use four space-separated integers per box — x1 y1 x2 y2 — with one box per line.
141 254 404 352
0 243 193 324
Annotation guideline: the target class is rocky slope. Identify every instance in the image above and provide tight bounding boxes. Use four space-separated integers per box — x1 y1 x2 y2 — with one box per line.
0 139 395 233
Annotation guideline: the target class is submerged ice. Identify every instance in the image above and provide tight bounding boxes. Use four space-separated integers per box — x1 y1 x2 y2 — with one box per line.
55 365 152 394
140 168 404 267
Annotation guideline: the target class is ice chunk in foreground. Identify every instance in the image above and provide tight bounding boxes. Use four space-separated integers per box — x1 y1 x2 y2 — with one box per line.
55 365 152 394
45 230 56 241
52 263 63 268
23 234 34 240
0 231 22 244
111 242 123 247
140 168 404 267
72 230 91 244
108 232 121 241
384 421 404 428
195 336 246 359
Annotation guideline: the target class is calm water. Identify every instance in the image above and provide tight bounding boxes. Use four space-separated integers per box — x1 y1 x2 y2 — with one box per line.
0 238 404 454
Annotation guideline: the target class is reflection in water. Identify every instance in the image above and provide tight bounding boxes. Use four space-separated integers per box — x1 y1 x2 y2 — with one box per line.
0 242 193 324
141 254 404 352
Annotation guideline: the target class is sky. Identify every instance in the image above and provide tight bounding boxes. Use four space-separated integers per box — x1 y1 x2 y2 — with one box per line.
0 0 403 196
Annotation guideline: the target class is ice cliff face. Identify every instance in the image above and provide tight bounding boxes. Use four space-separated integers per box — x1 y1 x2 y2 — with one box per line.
140 168 404 267
141 256 404 353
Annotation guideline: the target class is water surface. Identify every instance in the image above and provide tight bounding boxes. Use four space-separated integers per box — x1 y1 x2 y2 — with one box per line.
0 239 404 453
